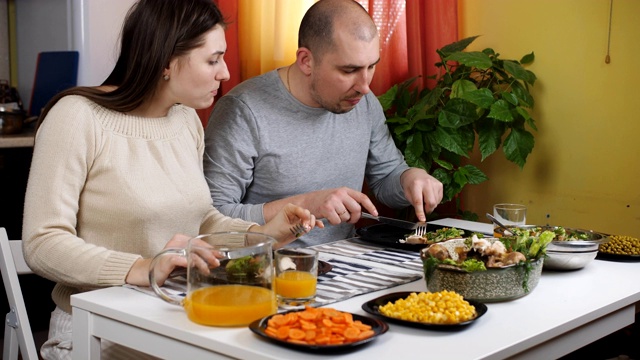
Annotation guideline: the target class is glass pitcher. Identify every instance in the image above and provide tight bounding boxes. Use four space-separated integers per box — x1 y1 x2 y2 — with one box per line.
150 232 276 327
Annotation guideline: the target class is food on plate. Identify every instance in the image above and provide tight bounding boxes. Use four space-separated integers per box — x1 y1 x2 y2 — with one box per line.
264 306 374 345
378 291 476 324
599 235 640 255
401 227 465 244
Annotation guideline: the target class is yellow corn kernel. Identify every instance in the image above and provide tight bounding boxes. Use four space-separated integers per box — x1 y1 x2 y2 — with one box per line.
378 291 476 325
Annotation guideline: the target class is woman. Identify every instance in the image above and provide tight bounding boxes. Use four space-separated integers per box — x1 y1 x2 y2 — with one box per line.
22 0 321 358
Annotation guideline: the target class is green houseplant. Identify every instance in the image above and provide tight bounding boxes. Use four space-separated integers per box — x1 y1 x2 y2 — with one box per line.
378 36 537 219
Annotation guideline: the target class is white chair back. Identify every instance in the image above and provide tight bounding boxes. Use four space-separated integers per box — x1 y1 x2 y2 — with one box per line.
1 227 39 360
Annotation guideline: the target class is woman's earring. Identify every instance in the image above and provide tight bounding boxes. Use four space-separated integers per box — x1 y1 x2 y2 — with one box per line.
163 75 170 81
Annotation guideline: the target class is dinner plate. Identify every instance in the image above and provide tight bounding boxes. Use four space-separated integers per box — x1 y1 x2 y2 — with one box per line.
361 291 487 330
318 260 333 275
596 251 640 262
249 310 388 353
355 223 448 251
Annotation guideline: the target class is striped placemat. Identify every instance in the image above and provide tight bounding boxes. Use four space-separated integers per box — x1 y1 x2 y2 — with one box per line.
311 239 424 272
313 258 421 306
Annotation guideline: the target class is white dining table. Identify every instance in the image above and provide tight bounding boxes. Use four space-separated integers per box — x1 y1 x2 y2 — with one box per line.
70 219 640 360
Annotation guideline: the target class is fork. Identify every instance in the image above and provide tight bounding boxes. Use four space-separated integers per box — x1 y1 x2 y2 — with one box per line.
414 225 428 237
289 223 307 238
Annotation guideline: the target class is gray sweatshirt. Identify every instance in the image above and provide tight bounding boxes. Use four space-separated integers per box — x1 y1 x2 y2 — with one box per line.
204 70 410 246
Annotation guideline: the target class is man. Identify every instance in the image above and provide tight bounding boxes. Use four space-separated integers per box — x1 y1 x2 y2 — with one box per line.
204 0 443 246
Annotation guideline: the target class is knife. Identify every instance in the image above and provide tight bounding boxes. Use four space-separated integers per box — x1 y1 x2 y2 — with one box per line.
361 212 427 230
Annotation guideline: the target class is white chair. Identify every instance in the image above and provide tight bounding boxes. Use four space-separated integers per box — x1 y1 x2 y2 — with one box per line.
1 227 39 360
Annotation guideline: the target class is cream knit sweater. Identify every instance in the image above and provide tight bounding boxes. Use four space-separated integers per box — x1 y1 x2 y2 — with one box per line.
22 95 253 313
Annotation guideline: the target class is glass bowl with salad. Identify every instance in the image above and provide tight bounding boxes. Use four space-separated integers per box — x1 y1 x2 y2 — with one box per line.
421 229 556 302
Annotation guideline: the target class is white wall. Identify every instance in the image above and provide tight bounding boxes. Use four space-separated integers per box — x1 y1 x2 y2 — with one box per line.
71 0 135 86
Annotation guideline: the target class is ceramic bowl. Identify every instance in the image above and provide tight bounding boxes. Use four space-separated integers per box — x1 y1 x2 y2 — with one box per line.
421 238 543 303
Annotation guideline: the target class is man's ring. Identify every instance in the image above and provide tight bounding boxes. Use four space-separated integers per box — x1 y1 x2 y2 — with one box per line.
338 209 348 216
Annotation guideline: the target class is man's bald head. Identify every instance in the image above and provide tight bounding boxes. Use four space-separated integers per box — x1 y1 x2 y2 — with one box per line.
298 0 378 62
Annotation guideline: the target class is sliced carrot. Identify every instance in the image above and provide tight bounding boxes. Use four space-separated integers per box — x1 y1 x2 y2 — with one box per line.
264 307 375 345
286 312 299 321
288 328 306 340
265 327 278 338
305 330 317 342
353 320 372 331
271 314 287 326
298 311 317 321
276 325 290 340
322 318 335 328
315 335 330 345
343 327 361 340
287 339 307 345
358 330 375 340
300 321 317 330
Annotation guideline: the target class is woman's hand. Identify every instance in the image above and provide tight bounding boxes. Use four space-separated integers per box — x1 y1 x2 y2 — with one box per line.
251 203 323 248
125 233 192 287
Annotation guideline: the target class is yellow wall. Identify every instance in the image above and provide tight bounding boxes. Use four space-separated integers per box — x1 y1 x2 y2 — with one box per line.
458 0 640 237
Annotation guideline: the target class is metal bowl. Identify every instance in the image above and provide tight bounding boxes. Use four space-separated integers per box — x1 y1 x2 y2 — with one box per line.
544 249 598 270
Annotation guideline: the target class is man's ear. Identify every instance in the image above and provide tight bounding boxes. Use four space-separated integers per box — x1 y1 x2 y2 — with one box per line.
296 47 314 76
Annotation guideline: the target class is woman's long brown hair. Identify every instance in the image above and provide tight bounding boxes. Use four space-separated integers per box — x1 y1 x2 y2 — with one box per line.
36 0 227 130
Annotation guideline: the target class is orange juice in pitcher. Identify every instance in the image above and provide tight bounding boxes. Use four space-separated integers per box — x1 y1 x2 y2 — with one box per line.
184 285 276 327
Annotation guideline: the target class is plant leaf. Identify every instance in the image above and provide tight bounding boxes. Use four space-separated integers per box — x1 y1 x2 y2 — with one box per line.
520 52 535 64
431 168 451 186
477 118 504 161
453 169 469 188
377 85 397 111
512 82 534 108
415 87 445 112
438 98 478 128
404 147 429 170
385 116 408 124
504 61 536 85
503 128 535 168
446 52 492 69
488 99 514 122
392 123 413 137
438 35 479 57
451 79 477 99
434 158 453 170
433 126 470 157
406 132 424 158
501 91 518 106
525 116 538 132
515 106 531 121
460 88 494 109
460 165 488 185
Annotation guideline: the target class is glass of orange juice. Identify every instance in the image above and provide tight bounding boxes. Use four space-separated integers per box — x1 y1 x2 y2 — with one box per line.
150 232 277 327
274 248 318 309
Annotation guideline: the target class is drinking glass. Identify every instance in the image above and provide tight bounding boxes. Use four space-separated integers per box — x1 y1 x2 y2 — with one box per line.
274 248 318 309
493 203 527 237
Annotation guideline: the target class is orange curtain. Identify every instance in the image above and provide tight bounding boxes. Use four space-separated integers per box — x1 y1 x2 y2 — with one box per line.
406 0 458 90
356 0 409 96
